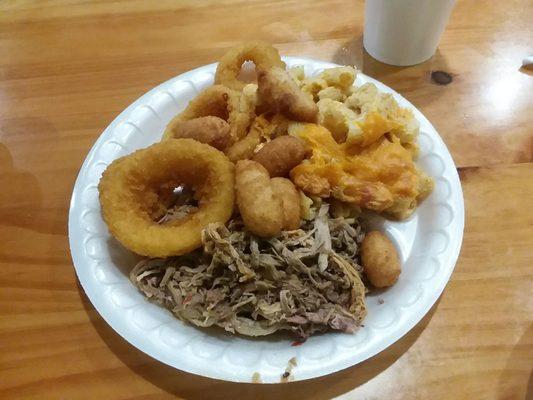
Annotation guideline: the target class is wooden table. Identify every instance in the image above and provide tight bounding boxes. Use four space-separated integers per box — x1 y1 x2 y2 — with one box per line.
1 1 531 398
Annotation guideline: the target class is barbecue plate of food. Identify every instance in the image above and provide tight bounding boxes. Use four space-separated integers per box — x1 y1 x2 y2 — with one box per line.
69 43 464 383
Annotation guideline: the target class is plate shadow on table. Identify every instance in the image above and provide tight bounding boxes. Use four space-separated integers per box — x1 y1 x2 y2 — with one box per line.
78 281 442 400
497 322 533 400
0 142 43 233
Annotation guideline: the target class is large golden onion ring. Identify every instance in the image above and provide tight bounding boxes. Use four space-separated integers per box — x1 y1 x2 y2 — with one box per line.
98 139 235 257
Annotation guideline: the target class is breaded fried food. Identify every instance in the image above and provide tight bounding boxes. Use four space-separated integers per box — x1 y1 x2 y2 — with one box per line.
215 42 285 91
99 139 235 257
165 116 230 150
252 135 307 177
257 66 318 122
360 231 401 287
163 85 253 144
164 85 234 139
249 112 291 140
235 160 283 237
225 113 291 163
232 83 259 141
225 120 262 162
271 177 301 230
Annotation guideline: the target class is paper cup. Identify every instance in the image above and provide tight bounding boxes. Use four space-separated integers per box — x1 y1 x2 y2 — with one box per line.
363 0 456 66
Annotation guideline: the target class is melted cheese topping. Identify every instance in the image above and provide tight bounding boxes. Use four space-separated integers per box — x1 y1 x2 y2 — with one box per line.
290 123 432 219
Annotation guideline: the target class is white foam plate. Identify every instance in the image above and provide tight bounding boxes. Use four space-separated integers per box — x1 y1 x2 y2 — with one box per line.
68 58 464 383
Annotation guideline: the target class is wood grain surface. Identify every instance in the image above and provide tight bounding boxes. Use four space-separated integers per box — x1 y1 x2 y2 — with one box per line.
0 0 532 399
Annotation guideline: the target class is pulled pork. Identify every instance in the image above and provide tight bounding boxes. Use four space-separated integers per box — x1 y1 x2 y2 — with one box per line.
131 204 367 339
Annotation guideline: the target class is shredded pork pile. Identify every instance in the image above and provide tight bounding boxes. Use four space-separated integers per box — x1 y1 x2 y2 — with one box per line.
131 205 367 339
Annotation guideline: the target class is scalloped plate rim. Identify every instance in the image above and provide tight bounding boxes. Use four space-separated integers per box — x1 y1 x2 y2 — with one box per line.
68 57 464 383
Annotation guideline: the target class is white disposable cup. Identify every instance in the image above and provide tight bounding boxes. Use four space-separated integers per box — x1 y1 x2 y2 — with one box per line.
363 0 456 66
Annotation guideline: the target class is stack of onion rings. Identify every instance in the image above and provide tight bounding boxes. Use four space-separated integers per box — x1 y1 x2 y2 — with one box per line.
101 43 311 257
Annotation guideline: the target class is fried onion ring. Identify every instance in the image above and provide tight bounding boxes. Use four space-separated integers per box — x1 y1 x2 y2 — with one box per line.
99 139 235 257
214 42 285 91
163 85 253 144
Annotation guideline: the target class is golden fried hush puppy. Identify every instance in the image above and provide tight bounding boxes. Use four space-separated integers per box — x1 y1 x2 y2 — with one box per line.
252 135 307 177
166 116 230 150
257 66 318 123
360 231 401 287
235 160 283 237
271 177 301 230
